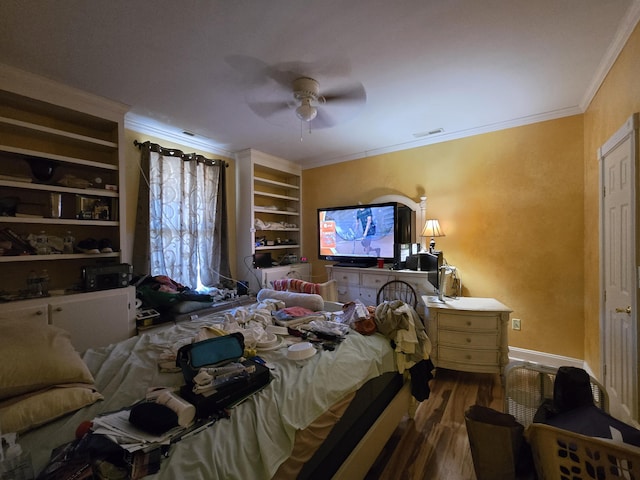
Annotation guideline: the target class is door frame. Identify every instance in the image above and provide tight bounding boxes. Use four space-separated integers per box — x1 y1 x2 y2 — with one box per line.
599 113 639 422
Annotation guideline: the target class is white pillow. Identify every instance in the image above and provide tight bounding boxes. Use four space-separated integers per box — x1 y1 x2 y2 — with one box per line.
0 320 96 400
0 385 102 433
256 289 325 311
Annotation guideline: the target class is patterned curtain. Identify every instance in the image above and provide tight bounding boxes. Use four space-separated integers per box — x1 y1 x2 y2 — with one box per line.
132 141 231 290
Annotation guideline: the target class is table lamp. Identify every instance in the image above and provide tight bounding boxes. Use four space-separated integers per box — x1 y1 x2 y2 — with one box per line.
421 219 445 253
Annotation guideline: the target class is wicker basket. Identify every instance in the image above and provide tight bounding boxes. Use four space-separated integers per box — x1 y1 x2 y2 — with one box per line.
504 361 608 427
526 422 640 480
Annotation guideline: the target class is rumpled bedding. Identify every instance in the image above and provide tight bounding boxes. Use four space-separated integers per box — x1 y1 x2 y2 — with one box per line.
21 305 396 480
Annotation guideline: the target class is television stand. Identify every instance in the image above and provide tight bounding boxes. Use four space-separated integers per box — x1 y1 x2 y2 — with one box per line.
325 265 438 320
334 262 375 268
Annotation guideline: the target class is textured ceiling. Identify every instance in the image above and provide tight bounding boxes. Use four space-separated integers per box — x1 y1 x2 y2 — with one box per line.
0 0 638 167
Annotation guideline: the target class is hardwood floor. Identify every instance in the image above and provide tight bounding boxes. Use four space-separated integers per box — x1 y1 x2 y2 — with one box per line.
365 368 505 480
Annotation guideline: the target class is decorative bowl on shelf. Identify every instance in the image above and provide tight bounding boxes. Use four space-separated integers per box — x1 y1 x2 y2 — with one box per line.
28 158 58 182
0 196 19 216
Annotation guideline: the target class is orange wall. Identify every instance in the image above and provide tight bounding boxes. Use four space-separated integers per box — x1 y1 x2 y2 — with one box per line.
303 116 585 358
583 21 640 374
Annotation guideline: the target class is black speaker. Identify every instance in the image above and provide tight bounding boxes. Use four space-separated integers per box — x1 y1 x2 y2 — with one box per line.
253 252 272 268
396 205 416 244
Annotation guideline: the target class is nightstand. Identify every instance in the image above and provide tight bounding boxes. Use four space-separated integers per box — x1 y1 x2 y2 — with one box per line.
423 296 512 376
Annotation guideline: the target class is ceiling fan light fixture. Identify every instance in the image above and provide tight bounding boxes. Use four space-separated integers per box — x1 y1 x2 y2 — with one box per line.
295 98 318 122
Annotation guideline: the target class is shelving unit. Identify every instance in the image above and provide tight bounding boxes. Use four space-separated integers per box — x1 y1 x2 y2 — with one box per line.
0 64 134 349
236 149 310 293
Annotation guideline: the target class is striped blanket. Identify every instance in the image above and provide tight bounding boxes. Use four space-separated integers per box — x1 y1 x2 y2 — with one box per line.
272 278 320 295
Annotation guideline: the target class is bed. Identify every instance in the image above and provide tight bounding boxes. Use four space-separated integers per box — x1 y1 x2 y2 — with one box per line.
1 292 416 479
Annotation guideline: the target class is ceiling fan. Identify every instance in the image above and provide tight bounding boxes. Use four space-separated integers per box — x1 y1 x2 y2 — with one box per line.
246 73 367 129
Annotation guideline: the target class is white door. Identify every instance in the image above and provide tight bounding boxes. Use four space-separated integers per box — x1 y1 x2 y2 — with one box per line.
601 114 638 423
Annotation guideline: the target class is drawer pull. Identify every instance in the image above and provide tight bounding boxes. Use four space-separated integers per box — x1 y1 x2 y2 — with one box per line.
35 310 44 316
54 307 63 313
466 321 472 326
466 338 471 343
466 354 472 360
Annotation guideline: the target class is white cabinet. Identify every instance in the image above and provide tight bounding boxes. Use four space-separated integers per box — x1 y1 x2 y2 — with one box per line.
1 286 135 352
326 265 437 317
236 149 306 294
0 301 48 326
0 64 129 297
425 297 511 376
259 263 311 289
49 287 135 353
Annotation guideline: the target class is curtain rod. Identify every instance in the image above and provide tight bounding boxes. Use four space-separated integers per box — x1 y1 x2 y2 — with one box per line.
133 140 228 167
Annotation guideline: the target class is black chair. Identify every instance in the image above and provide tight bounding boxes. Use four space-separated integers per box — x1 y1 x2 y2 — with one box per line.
376 280 418 309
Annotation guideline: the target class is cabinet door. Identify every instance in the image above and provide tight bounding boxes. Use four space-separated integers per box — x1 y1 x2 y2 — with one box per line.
0 301 49 326
262 264 311 287
288 263 311 281
49 288 133 352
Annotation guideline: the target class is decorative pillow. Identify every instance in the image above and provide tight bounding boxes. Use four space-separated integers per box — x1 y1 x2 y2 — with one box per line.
0 320 95 400
0 384 103 433
256 289 324 311
270 279 338 302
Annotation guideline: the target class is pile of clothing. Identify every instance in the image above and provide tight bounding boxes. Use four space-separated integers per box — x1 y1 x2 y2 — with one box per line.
136 275 214 312
374 300 434 401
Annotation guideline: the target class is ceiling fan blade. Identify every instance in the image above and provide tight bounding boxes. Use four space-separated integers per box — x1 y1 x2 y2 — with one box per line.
266 59 353 89
247 101 291 119
265 67 302 89
308 108 339 129
322 82 367 104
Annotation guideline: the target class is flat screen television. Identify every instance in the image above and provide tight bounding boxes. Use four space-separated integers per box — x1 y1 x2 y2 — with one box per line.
318 202 402 267
424 251 443 291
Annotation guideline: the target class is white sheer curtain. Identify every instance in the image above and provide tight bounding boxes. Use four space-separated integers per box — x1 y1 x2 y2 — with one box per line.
133 141 230 290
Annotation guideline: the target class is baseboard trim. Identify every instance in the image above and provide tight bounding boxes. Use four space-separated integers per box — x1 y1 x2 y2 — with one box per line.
508 346 584 370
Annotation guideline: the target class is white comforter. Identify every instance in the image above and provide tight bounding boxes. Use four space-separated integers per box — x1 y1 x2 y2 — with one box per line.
22 312 396 479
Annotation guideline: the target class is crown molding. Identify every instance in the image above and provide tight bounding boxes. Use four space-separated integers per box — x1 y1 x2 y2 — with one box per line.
125 113 233 158
580 0 640 111
301 105 583 170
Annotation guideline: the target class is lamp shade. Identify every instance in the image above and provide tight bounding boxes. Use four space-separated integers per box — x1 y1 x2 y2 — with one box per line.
421 219 445 238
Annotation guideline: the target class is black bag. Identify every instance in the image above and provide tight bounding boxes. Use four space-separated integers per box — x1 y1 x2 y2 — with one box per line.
553 366 594 412
176 333 271 418
176 332 245 382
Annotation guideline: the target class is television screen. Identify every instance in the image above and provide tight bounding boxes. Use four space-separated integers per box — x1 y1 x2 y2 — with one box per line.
424 251 443 290
318 202 398 267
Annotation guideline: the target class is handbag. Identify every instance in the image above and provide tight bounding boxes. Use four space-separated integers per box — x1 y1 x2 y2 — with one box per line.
176 332 245 383
176 332 271 418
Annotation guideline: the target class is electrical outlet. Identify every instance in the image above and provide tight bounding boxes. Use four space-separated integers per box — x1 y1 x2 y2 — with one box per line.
512 318 521 330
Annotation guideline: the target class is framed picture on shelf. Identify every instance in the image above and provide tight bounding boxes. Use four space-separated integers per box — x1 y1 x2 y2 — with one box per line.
76 195 111 220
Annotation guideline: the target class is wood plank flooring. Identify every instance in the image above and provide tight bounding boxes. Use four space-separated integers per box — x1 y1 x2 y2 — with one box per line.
365 368 504 480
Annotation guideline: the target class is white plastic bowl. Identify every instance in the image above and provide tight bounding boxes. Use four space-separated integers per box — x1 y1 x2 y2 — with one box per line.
257 332 279 349
287 342 316 361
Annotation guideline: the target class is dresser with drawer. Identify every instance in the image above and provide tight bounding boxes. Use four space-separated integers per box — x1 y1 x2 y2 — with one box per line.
326 265 436 318
424 297 511 376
